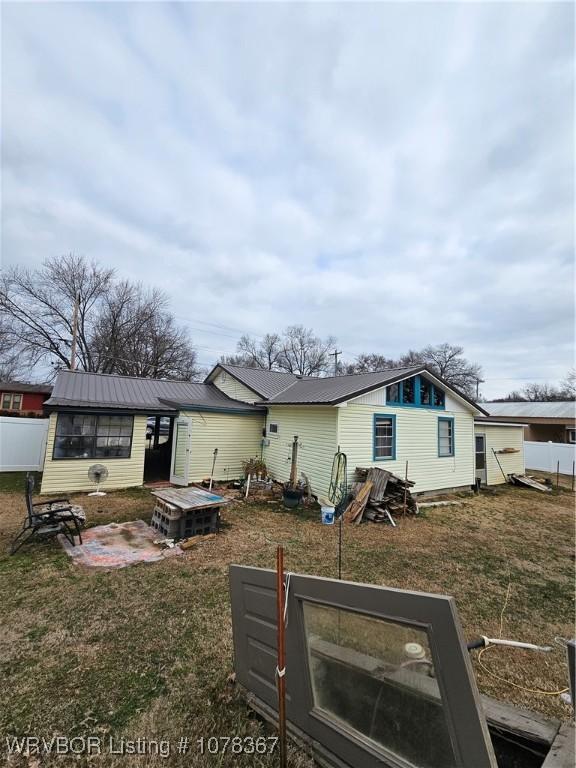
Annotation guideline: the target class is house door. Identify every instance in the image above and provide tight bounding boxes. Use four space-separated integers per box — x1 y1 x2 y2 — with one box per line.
170 417 192 486
475 434 487 485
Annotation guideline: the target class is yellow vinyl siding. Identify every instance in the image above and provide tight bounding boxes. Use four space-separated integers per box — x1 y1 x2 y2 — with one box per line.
211 371 262 404
181 411 264 482
263 406 338 500
476 424 525 485
337 404 475 493
40 413 147 494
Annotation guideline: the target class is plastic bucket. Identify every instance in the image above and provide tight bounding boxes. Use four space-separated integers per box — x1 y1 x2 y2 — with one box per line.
321 506 335 525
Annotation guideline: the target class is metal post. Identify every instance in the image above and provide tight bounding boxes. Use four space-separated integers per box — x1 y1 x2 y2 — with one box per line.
289 436 299 487
209 448 218 491
556 460 560 491
338 513 342 580
572 460 575 492
276 546 287 768
403 460 409 515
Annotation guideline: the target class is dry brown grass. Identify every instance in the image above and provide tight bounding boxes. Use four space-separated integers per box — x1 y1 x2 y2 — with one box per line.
0 477 573 766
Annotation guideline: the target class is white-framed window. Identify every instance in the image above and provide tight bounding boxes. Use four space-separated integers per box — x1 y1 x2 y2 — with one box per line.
567 429 576 444
268 423 279 435
438 417 455 457
1 392 22 410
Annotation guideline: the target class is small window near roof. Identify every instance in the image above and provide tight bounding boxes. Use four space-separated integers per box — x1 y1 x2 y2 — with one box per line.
433 387 445 408
269 423 278 434
402 378 415 404
386 383 400 403
567 429 576 444
438 417 454 457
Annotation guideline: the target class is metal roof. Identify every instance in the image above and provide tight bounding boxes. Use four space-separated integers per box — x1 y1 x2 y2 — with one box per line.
267 366 425 404
0 381 52 394
206 364 299 399
45 371 264 413
483 401 576 419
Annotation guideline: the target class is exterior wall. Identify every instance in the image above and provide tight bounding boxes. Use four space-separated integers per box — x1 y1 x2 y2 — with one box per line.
212 370 262 404
40 413 148 494
0 390 48 417
263 406 339 501
337 403 476 493
524 423 573 443
182 410 264 483
475 424 525 485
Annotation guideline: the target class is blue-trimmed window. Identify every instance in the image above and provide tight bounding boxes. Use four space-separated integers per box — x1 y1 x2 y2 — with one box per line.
373 414 396 460
386 375 445 409
438 417 455 457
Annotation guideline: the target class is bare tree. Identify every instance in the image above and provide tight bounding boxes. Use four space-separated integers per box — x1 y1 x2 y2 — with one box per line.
1 255 113 371
1 254 199 380
342 353 397 374
417 344 482 398
0 316 36 380
235 333 284 369
278 325 336 376
560 368 576 399
91 281 199 379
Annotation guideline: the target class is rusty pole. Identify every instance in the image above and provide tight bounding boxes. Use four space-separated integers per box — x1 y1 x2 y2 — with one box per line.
276 546 287 768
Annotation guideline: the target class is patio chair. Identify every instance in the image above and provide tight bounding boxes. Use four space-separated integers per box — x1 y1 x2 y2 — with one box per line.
10 474 86 555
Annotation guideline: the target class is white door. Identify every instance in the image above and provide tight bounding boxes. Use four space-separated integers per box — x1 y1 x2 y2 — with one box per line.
170 417 192 485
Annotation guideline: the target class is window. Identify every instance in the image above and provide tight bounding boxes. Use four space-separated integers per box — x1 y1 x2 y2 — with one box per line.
386 375 445 409
268 423 278 434
402 377 415 404
567 429 576 444
373 414 396 460
438 417 454 457
54 413 133 459
1 393 22 410
303 602 458 767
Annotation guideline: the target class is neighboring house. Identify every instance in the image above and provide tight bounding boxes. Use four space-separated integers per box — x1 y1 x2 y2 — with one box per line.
40 365 525 496
0 381 52 417
483 402 576 443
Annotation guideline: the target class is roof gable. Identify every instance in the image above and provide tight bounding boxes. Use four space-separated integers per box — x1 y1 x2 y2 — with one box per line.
205 364 299 399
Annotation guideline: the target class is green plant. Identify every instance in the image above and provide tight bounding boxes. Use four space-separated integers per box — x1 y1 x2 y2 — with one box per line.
241 457 267 479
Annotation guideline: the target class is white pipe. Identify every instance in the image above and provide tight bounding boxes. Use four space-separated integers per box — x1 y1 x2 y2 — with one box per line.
482 635 552 652
245 474 251 499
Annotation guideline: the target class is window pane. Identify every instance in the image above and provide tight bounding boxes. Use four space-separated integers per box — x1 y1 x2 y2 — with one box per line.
386 384 399 403
54 436 95 459
420 379 431 405
402 378 415 404
374 418 393 458
2 394 12 409
433 388 445 407
12 394 22 408
303 602 457 767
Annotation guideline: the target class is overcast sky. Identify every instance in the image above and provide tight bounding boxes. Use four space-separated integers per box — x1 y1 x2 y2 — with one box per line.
2 2 574 397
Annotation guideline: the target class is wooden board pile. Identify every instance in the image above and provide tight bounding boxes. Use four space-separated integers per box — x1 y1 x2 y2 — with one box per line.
343 467 417 525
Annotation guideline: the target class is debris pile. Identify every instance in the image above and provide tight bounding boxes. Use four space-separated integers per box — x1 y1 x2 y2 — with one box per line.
343 467 417 525
508 474 551 493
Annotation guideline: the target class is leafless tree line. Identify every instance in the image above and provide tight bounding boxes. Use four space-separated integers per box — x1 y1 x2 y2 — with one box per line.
0 254 199 381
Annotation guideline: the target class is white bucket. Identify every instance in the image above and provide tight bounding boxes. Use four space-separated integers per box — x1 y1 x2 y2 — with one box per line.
321 505 335 525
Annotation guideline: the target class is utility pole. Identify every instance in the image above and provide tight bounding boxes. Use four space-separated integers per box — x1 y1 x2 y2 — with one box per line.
475 377 485 400
70 293 79 371
329 349 342 376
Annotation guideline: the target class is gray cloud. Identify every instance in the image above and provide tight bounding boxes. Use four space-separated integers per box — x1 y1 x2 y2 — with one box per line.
1 2 573 396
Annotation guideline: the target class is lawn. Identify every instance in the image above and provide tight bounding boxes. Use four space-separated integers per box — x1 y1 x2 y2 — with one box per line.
0 474 573 766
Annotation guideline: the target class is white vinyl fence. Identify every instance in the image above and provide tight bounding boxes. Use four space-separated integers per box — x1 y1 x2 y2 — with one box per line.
524 440 576 475
0 417 49 471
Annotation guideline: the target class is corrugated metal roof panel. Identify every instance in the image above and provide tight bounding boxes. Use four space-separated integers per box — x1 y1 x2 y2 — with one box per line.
45 371 264 412
210 364 299 399
267 367 423 404
483 401 576 419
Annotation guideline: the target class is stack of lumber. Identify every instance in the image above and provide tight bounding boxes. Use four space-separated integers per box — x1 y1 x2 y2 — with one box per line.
343 467 417 525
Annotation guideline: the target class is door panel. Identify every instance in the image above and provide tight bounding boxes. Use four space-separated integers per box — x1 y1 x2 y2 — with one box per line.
475 434 487 484
170 417 191 485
